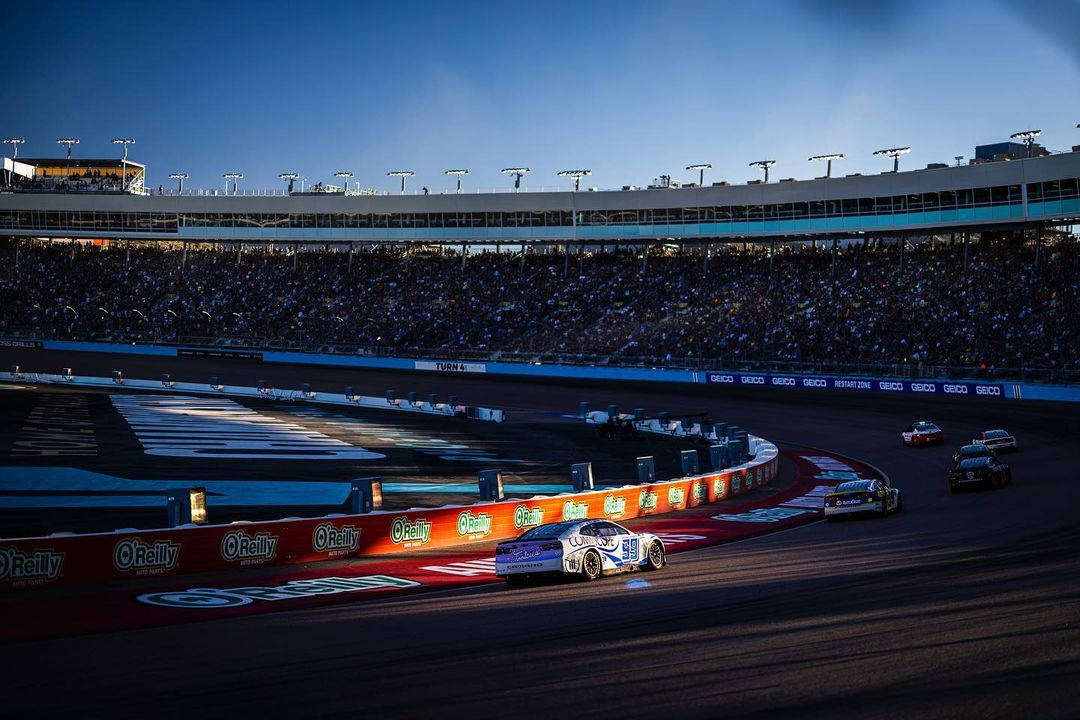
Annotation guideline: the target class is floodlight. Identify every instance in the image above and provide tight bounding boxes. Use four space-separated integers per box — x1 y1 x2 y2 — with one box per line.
3 137 26 159
954 156 964 167
279 172 299 193
112 138 136 190
557 169 591 191
168 172 188 193
56 138 80 159
808 153 843 178
387 170 415 194
334 170 353 193
686 163 712 186
873 146 910 172
223 172 243 194
445 169 468 192
501 167 530 190
749 160 776 183
1010 130 1042 157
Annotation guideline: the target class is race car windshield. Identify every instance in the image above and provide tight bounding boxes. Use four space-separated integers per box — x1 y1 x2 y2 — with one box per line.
914 422 938 431
517 522 577 540
957 457 991 469
985 430 1008 439
835 481 873 492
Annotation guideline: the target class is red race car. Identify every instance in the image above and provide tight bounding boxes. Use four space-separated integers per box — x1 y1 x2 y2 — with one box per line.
901 420 944 447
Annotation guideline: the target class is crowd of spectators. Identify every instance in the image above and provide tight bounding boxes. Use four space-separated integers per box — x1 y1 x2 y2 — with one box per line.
2 235 1077 375
8 171 128 194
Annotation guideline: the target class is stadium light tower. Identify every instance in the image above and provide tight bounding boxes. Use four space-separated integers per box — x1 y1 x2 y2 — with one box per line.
445 169 468 193
1009 129 1041 158
279 172 299 193
387 170 415 194
4 137 26 158
334 171 353 193
223 172 243 194
686 163 712 186
56 137 79 159
168 172 188 194
112 138 135 189
873 146 910 173
749 160 776 183
808 153 843 178
955 155 964 167
501 167 530 191
557 169 591 191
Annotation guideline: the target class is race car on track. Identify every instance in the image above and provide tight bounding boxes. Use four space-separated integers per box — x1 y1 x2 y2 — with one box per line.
952 443 997 468
948 456 1012 492
973 429 1018 453
901 421 944 447
495 519 665 584
824 479 902 520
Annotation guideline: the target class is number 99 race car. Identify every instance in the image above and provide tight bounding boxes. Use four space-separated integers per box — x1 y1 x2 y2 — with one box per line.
495 519 665 584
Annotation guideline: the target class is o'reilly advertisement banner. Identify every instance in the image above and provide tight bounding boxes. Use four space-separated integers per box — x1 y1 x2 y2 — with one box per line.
705 372 1003 397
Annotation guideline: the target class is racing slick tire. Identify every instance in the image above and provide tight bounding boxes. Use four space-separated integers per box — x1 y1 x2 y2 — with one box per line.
895 491 903 513
581 550 602 581
644 541 666 571
879 501 889 518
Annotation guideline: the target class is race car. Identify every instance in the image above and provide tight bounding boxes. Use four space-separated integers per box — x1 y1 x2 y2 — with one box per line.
948 456 1012 492
952 443 997 468
824 479 902 520
973 429 1018 453
495 519 665 584
901 421 944 447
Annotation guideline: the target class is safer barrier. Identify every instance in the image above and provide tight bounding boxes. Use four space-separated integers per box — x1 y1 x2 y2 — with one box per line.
0 437 778 592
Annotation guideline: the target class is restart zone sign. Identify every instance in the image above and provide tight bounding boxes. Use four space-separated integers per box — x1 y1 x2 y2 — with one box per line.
704 372 1003 397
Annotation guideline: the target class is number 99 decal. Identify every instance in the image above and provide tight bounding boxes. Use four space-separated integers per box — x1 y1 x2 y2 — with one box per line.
621 537 639 562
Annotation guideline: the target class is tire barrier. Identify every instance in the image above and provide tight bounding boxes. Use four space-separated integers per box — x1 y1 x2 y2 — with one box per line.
0 437 778 592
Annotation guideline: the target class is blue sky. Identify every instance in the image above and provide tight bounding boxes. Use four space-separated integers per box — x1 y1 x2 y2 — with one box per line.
3 0 1078 193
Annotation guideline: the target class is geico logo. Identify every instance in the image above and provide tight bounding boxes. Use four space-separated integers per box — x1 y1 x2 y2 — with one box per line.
312 523 360 553
0 547 64 582
802 378 828 388
771 377 796 386
113 537 180 572
709 374 735 383
911 383 936 393
976 386 1001 396
944 384 969 394
513 505 544 528
878 382 904 391
741 376 765 385
220 530 278 562
390 516 432 544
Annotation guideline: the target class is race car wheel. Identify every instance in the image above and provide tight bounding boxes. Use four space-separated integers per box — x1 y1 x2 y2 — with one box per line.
644 541 665 571
878 501 888 517
895 492 903 513
581 550 602 581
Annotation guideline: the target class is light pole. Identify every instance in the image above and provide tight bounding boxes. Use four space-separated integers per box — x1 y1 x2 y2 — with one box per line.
3 138 25 187
334 171 353 193
749 160 775 183
387 170 414 194
873 146 910 173
501 167 530 191
1009 130 1041 158
955 155 964 167
223 172 243 194
279 172 299 194
686 163 711 187
445 169 468 193
557 169 591 191
57 137 79 159
808 153 843 178
112 138 135 190
168 172 188 194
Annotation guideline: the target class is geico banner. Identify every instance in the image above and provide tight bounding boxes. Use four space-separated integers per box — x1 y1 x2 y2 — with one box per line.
704 372 1002 397
0 446 778 592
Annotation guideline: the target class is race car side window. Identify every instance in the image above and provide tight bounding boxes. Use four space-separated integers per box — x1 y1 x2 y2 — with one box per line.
579 524 599 537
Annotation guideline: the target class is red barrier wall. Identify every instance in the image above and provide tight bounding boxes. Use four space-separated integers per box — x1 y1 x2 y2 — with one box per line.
0 454 778 592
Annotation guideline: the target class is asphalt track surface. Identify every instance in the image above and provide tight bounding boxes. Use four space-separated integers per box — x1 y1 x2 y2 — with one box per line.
2 348 1080 719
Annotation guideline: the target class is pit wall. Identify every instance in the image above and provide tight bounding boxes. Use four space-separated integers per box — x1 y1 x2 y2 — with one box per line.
5 338 1075 402
0 438 778 592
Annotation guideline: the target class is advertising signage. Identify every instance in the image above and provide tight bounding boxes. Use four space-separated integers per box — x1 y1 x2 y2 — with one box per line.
704 372 1003 397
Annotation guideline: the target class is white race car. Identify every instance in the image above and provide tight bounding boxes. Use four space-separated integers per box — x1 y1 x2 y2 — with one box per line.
495 519 665 584
973 429 1018 452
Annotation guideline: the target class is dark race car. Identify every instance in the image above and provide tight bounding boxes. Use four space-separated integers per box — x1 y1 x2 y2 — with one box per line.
951 443 997 469
902 420 944 447
973 429 1018 453
948 456 1012 493
824 479 902 520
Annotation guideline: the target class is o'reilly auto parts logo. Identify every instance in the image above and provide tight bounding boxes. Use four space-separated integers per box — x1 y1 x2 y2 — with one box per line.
390 516 432 546
221 530 278 565
562 500 588 521
603 495 626 518
692 481 706 503
513 505 544 529
639 490 658 510
0 546 64 585
713 478 727 497
457 510 493 538
732 475 742 493
113 537 180 574
312 523 360 555
138 575 421 609
668 487 686 507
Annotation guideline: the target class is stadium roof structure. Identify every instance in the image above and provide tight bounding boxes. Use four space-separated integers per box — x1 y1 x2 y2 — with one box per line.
16 158 146 171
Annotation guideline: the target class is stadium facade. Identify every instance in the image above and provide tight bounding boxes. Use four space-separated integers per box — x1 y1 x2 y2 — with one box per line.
2 152 1078 245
